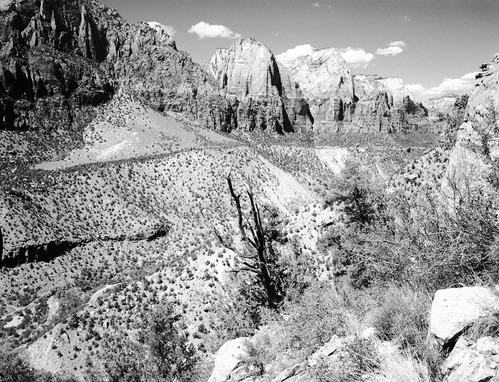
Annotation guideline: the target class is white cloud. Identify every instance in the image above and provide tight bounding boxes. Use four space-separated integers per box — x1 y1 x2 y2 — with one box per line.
188 21 241 39
375 46 403 56
407 72 478 100
276 44 315 67
148 21 176 36
277 41 403 70
389 41 407 48
375 41 407 56
313 2 321 7
340 47 374 68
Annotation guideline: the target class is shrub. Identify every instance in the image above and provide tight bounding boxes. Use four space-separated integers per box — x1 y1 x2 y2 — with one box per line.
272 282 350 358
367 349 431 382
369 286 430 352
310 337 379 382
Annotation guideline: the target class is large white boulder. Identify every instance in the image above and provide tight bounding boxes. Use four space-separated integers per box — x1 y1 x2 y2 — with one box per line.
208 337 250 382
430 287 499 346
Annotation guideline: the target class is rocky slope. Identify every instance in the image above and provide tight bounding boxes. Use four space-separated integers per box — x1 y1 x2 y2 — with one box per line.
443 54 498 198
0 0 250 167
207 38 313 133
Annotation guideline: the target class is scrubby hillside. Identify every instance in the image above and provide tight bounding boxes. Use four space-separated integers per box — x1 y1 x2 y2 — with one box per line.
1 0 498 381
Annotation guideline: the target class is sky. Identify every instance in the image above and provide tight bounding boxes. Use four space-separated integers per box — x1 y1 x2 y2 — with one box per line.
101 0 499 100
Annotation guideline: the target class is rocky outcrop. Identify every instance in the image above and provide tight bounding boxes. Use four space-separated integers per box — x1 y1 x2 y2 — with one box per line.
0 223 169 267
443 337 499 382
430 287 499 382
430 287 499 348
425 94 460 122
351 75 429 133
206 38 313 133
207 333 377 382
278 46 429 132
443 54 498 199
208 337 251 382
287 48 354 128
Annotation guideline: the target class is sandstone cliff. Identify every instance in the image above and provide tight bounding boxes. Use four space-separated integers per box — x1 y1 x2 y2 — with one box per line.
443 55 498 199
352 74 429 133
287 47 354 129
276 46 429 133
0 0 242 165
425 94 460 122
207 38 313 133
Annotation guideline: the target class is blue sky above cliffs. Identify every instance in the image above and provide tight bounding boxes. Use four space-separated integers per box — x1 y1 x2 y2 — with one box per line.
101 0 499 100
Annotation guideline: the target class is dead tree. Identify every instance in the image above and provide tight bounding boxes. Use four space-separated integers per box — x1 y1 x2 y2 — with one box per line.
216 175 282 309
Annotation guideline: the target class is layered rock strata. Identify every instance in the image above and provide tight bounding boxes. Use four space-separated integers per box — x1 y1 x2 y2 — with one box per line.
207 38 313 133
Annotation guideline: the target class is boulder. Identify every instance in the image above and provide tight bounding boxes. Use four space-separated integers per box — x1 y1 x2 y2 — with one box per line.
430 287 499 346
208 337 251 382
443 337 499 382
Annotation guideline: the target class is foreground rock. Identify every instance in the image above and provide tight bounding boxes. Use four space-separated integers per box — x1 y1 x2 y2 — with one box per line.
430 286 499 347
207 334 374 382
443 337 499 382
208 337 252 382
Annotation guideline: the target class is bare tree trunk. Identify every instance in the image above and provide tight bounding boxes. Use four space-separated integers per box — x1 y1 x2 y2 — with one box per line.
226 176 279 309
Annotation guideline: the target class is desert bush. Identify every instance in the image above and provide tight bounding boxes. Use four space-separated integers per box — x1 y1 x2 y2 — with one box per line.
311 337 379 382
324 158 386 227
89 303 198 382
369 286 430 353
323 181 499 292
367 349 432 382
465 309 499 341
239 335 275 376
271 282 350 358
0 350 78 382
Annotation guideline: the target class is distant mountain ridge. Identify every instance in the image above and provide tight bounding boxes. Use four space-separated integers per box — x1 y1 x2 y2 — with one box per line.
0 0 433 168
208 39 430 133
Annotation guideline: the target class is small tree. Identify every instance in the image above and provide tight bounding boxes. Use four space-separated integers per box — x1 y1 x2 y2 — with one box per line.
142 305 197 382
89 304 197 382
324 159 385 227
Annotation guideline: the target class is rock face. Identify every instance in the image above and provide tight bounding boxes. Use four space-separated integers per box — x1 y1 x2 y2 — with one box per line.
425 94 460 122
443 54 499 199
0 0 243 164
0 0 115 136
443 337 499 382
287 48 354 128
351 75 429 133
430 287 499 347
206 38 313 133
277 46 429 132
